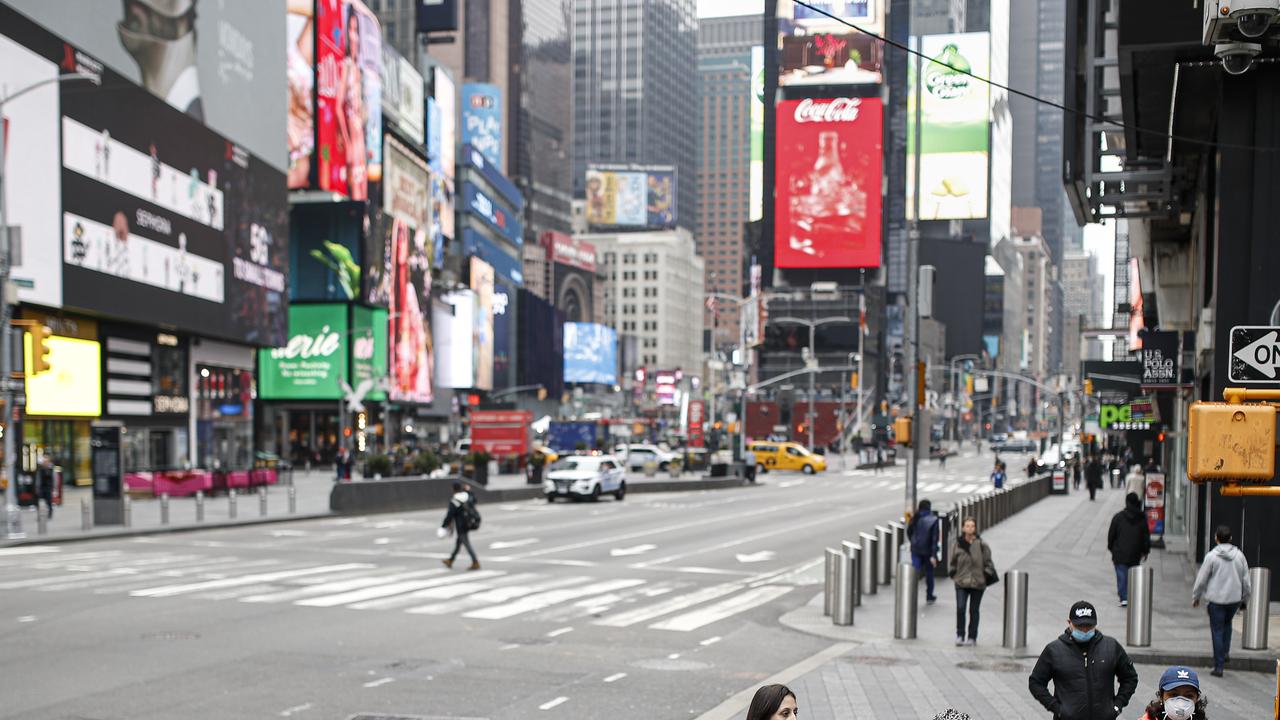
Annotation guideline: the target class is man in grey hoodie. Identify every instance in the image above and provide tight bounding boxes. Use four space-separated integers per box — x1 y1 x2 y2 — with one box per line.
1191 525 1251 677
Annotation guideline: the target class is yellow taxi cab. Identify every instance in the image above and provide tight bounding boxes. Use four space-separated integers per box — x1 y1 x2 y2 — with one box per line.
747 441 827 474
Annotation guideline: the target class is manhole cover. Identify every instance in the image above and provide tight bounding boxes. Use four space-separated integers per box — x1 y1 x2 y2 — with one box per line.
954 659 1026 673
633 658 712 672
140 631 201 641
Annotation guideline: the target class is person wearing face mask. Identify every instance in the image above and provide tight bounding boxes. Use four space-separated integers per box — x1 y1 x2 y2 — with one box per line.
1028 600 1139 720
745 684 798 720
1136 666 1207 720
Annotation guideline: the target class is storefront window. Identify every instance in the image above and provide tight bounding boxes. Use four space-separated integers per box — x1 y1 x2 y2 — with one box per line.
121 427 191 472
197 365 255 471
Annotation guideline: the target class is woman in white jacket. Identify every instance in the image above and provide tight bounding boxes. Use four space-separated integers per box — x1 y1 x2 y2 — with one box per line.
1191 525 1251 677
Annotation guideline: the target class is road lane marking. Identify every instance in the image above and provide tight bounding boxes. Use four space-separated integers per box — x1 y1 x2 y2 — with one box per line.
17 615 36 623
539 697 569 710
463 578 645 620
778 480 805 488
595 583 743 627
609 544 657 557
603 672 627 683
296 571 506 608
363 677 394 688
734 551 775 564
0 546 61 557
667 653 680 659
650 585 792 632
279 703 312 716
130 564 374 598
700 636 721 646
489 538 541 549
546 626 574 638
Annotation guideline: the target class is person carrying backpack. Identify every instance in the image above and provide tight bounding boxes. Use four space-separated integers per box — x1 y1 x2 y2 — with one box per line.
908 499 941 604
440 481 481 570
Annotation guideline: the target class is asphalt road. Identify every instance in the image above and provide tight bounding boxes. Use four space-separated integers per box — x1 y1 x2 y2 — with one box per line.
0 450 1018 720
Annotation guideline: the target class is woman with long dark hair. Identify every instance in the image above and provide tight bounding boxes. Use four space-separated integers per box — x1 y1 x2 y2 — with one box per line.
746 684 798 720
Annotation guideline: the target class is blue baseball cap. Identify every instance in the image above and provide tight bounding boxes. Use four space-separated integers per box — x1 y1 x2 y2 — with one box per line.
1159 666 1200 692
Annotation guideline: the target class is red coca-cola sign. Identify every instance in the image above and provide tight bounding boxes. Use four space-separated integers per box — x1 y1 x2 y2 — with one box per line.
775 97 883 269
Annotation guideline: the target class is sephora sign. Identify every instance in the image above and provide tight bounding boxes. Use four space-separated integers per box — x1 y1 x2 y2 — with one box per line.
775 97 883 269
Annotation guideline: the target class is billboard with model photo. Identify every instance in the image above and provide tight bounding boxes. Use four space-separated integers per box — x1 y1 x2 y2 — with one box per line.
383 139 435 404
0 5 291 346
315 0 383 199
6 0 288 171
775 97 883 269
584 166 677 229
470 258 495 392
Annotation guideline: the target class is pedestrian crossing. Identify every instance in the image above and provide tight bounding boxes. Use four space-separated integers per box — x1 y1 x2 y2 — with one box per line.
0 548 794 633
835 471 1021 496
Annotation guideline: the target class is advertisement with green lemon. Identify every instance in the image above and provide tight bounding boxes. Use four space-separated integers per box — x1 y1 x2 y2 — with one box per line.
906 32 991 221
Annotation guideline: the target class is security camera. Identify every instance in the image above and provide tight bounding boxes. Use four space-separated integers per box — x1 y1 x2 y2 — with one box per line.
1216 41 1262 75
1232 0 1280 38
1204 0 1280 43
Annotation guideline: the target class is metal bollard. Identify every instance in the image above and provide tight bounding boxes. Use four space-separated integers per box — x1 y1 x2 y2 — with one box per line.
160 493 170 525
195 491 205 522
1244 567 1272 650
288 484 297 514
258 486 268 517
876 525 894 585
81 498 92 530
890 521 907 576
34 507 47 536
1003 569 1030 649
894 562 919 639
122 496 132 528
832 547 856 626
1127 565 1154 647
859 532 879 597
842 540 862 607
824 547 838 617
228 489 238 520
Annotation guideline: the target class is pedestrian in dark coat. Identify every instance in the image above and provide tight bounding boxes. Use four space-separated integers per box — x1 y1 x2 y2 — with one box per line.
1107 492 1151 607
1028 601 1139 720
36 454 55 519
1085 457 1103 499
440 482 480 570
908 499 941 604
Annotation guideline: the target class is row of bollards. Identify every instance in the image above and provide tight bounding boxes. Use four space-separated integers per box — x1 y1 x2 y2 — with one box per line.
50 485 298 534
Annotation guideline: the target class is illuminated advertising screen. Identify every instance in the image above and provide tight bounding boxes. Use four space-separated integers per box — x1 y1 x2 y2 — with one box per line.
470 258 495 392
749 46 765 222
778 32 883 87
432 69 456 248
287 1 315 188
462 83 502 168
386 217 434 405
563 323 617 385
774 97 883 269
492 280 514 390
655 369 679 406
316 0 383 199
351 305 388 402
907 32 991 221
584 166 677 228
791 0 884 35
258 304 348 401
434 290 475 389
380 43 425 146
24 335 102 418
365 135 431 306
434 68 456 182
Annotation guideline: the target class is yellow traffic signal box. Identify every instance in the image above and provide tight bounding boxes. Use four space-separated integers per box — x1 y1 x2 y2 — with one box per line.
894 417 912 446
1187 402 1276 483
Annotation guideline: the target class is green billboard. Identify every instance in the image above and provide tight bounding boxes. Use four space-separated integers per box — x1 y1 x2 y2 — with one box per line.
259 304 349 400
351 306 388 401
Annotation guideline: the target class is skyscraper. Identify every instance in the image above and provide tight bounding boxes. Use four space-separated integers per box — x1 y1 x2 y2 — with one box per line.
572 0 699 232
697 14 757 350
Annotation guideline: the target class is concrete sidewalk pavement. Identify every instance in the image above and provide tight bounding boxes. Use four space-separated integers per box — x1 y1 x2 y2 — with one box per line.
761 482 1276 719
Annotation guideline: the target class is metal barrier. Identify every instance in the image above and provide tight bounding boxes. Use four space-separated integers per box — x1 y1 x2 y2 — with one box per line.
1127 565 1154 647
228 489 238 520
35 507 47 536
876 525 894 585
843 540 863 607
833 547 856 626
824 547 838 617
890 521 906 574
894 562 918 639
122 496 132 528
859 532 879 597
195 491 205 522
1244 567 1272 650
81 498 92 531
258 486 268 517
1003 569 1029 650
937 512 954 578
160 493 170 526
288 485 297 514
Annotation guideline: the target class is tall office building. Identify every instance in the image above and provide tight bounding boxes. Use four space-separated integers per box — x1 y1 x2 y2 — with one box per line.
572 0 699 232
696 14 756 351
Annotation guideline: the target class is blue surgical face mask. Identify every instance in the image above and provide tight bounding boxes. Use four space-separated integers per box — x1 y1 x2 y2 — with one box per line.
1071 627 1096 643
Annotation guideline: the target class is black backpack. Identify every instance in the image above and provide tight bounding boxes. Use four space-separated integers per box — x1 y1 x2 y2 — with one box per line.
462 500 482 532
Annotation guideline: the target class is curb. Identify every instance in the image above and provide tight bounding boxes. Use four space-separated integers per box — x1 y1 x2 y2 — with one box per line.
1127 650 1277 674
0 510 333 548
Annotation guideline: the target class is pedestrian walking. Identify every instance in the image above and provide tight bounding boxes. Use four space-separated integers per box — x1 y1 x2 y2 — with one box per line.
1137 666 1207 720
1072 458 1083 491
1028 600 1139 720
875 445 885 474
439 482 481 570
36 453 55 519
1027 456 1040 479
949 516 995 646
1192 525 1251 677
939 450 948 468
990 461 1006 490
1125 464 1146 499
908 499 941 604
744 448 758 483
335 446 352 481
1085 456 1104 500
1107 492 1151 607
746 684 798 720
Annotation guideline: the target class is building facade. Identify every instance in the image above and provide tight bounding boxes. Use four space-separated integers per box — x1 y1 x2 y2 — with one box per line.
590 229 705 373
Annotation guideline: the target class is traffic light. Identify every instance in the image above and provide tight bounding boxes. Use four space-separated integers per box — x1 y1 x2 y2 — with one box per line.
850 372 859 390
1187 401 1276 483
31 324 52 374
1083 379 1094 396
894 417 912 446
916 362 926 407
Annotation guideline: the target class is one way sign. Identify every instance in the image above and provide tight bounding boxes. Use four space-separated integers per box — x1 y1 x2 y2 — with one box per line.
1229 326 1280 383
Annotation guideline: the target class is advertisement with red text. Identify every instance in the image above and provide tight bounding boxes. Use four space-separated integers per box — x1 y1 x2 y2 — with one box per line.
775 97 882 269
315 0 382 200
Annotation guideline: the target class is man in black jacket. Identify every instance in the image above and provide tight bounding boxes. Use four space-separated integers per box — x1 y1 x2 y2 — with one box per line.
1107 492 1151 607
1028 601 1139 720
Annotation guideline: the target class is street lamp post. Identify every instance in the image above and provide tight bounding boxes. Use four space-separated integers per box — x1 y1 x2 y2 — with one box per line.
771 316 852 452
1 72 97 539
949 353 981 446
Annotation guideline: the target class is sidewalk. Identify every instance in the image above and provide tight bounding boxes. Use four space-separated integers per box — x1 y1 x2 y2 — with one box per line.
768 484 1277 719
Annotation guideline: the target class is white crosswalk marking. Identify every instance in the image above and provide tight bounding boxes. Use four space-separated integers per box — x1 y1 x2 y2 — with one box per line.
405 575 592 616
464 578 646 620
240 569 444 604
594 582 743 628
920 483 943 492
348 574 544 611
295 570 507 608
957 484 980 494
940 483 963 493
130 563 373 598
649 585 792 632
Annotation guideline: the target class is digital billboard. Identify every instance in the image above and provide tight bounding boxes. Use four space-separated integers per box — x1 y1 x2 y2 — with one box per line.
0 5 292 348
316 0 383 199
7 0 288 171
774 97 883 269
381 43 425 146
470 258 495 391
462 83 502 168
289 201 364 302
564 323 618 385
462 229 523 286
791 0 884 36
432 69 457 247
365 135 432 308
778 32 883 86
24 335 102 418
258 304 348 401
351 305 388 402
287 1 316 188
492 280 514 390
749 46 765 222
584 166 677 228
907 32 991 221
386 209 434 404
434 290 475 389
463 181 523 244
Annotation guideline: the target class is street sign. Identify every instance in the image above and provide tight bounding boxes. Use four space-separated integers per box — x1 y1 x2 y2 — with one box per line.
1230 326 1280 383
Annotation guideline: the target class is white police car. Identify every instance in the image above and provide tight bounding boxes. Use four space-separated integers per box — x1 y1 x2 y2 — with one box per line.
543 454 626 502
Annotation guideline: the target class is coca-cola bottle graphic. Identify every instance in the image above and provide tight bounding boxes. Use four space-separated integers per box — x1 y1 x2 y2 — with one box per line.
790 131 867 257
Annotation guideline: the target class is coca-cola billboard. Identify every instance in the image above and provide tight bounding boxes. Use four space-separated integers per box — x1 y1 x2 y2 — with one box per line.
775 97 883 269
